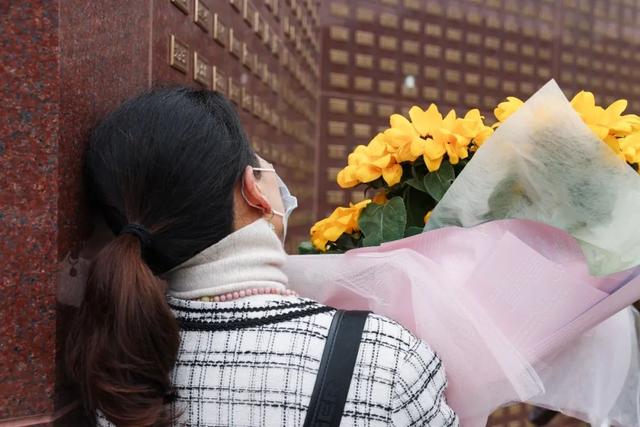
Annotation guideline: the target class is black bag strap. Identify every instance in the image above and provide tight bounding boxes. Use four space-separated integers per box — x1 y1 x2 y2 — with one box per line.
303 309 370 427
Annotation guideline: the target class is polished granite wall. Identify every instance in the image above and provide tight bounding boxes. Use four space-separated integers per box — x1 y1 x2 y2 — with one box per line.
1 0 319 423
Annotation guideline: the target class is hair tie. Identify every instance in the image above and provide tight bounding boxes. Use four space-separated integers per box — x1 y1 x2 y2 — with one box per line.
119 223 152 249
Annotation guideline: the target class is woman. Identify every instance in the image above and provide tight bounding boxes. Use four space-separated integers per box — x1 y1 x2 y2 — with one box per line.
67 87 458 426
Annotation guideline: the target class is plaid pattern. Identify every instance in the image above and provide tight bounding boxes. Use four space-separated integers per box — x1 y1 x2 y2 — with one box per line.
97 296 458 426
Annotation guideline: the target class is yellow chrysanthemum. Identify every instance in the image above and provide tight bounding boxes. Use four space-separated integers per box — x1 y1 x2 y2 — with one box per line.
424 210 432 224
310 199 372 251
494 97 524 124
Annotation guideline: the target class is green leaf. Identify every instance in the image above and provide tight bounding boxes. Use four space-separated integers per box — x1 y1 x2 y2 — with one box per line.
404 226 424 238
404 186 435 227
405 177 427 192
359 196 407 247
298 241 319 254
335 233 358 250
423 160 455 202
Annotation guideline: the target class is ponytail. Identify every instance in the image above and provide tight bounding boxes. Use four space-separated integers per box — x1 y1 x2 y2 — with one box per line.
67 233 180 426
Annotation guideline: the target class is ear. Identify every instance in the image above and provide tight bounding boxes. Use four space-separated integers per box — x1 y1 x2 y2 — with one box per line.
241 166 272 214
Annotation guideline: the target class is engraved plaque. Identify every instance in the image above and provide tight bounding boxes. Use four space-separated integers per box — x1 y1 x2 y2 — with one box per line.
402 85 418 98
330 3 349 17
356 7 374 22
228 77 241 104
465 73 480 86
467 32 481 45
378 80 396 95
402 62 418 75
328 121 347 136
329 49 349 65
329 26 349 42
213 14 227 46
465 93 480 106
327 167 341 182
425 24 442 37
404 0 421 9
253 55 261 77
424 45 440 58
265 0 277 11
169 34 189 74
243 0 256 28
241 87 252 111
484 76 498 89
423 65 439 79
229 29 242 58
354 101 372 116
486 56 500 70
502 80 516 92
503 40 517 53
423 86 438 99
403 18 420 33
380 12 399 28
230 0 241 12
465 52 480 65
402 40 419 55
354 76 373 91
377 104 394 118
444 70 460 83
326 190 345 205
329 72 348 88
380 57 396 72
379 35 397 50
446 27 465 43
193 52 211 87
444 90 459 103
253 95 262 117
353 123 371 138
520 63 534 76
355 30 374 46
254 12 264 37
242 43 252 69
328 97 348 113
445 48 461 63
171 0 189 14
328 144 347 159
484 36 502 50
194 0 211 32
356 54 374 69
212 66 227 95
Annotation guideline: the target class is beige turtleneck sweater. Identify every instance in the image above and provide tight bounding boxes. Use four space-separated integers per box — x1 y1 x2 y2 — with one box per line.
162 218 289 300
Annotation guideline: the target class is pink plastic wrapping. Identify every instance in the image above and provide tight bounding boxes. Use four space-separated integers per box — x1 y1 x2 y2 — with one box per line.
284 220 640 426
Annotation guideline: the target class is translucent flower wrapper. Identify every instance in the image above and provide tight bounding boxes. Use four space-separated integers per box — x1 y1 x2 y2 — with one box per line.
284 219 640 426
426 79 640 277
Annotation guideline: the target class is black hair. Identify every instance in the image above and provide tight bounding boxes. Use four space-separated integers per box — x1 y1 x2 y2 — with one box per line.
84 86 258 274
68 87 257 426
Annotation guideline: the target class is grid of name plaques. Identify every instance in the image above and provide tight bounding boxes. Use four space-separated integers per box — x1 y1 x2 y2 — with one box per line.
161 0 320 252
317 0 640 218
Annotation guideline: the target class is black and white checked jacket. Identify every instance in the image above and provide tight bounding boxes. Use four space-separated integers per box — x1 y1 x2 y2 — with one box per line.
97 295 458 426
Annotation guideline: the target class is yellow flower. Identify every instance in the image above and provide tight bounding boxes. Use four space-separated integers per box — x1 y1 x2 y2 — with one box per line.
424 210 432 224
337 133 405 188
310 200 372 251
619 133 640 165
494 97 524 124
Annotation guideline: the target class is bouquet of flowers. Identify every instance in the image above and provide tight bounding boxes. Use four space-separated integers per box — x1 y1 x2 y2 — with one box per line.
288 80 640 426
302 84 640 257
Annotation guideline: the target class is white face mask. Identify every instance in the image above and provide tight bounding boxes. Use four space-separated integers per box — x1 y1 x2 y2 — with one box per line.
242 167 298 243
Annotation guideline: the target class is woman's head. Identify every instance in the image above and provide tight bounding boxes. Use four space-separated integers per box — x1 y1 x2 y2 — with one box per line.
67 86 286 425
